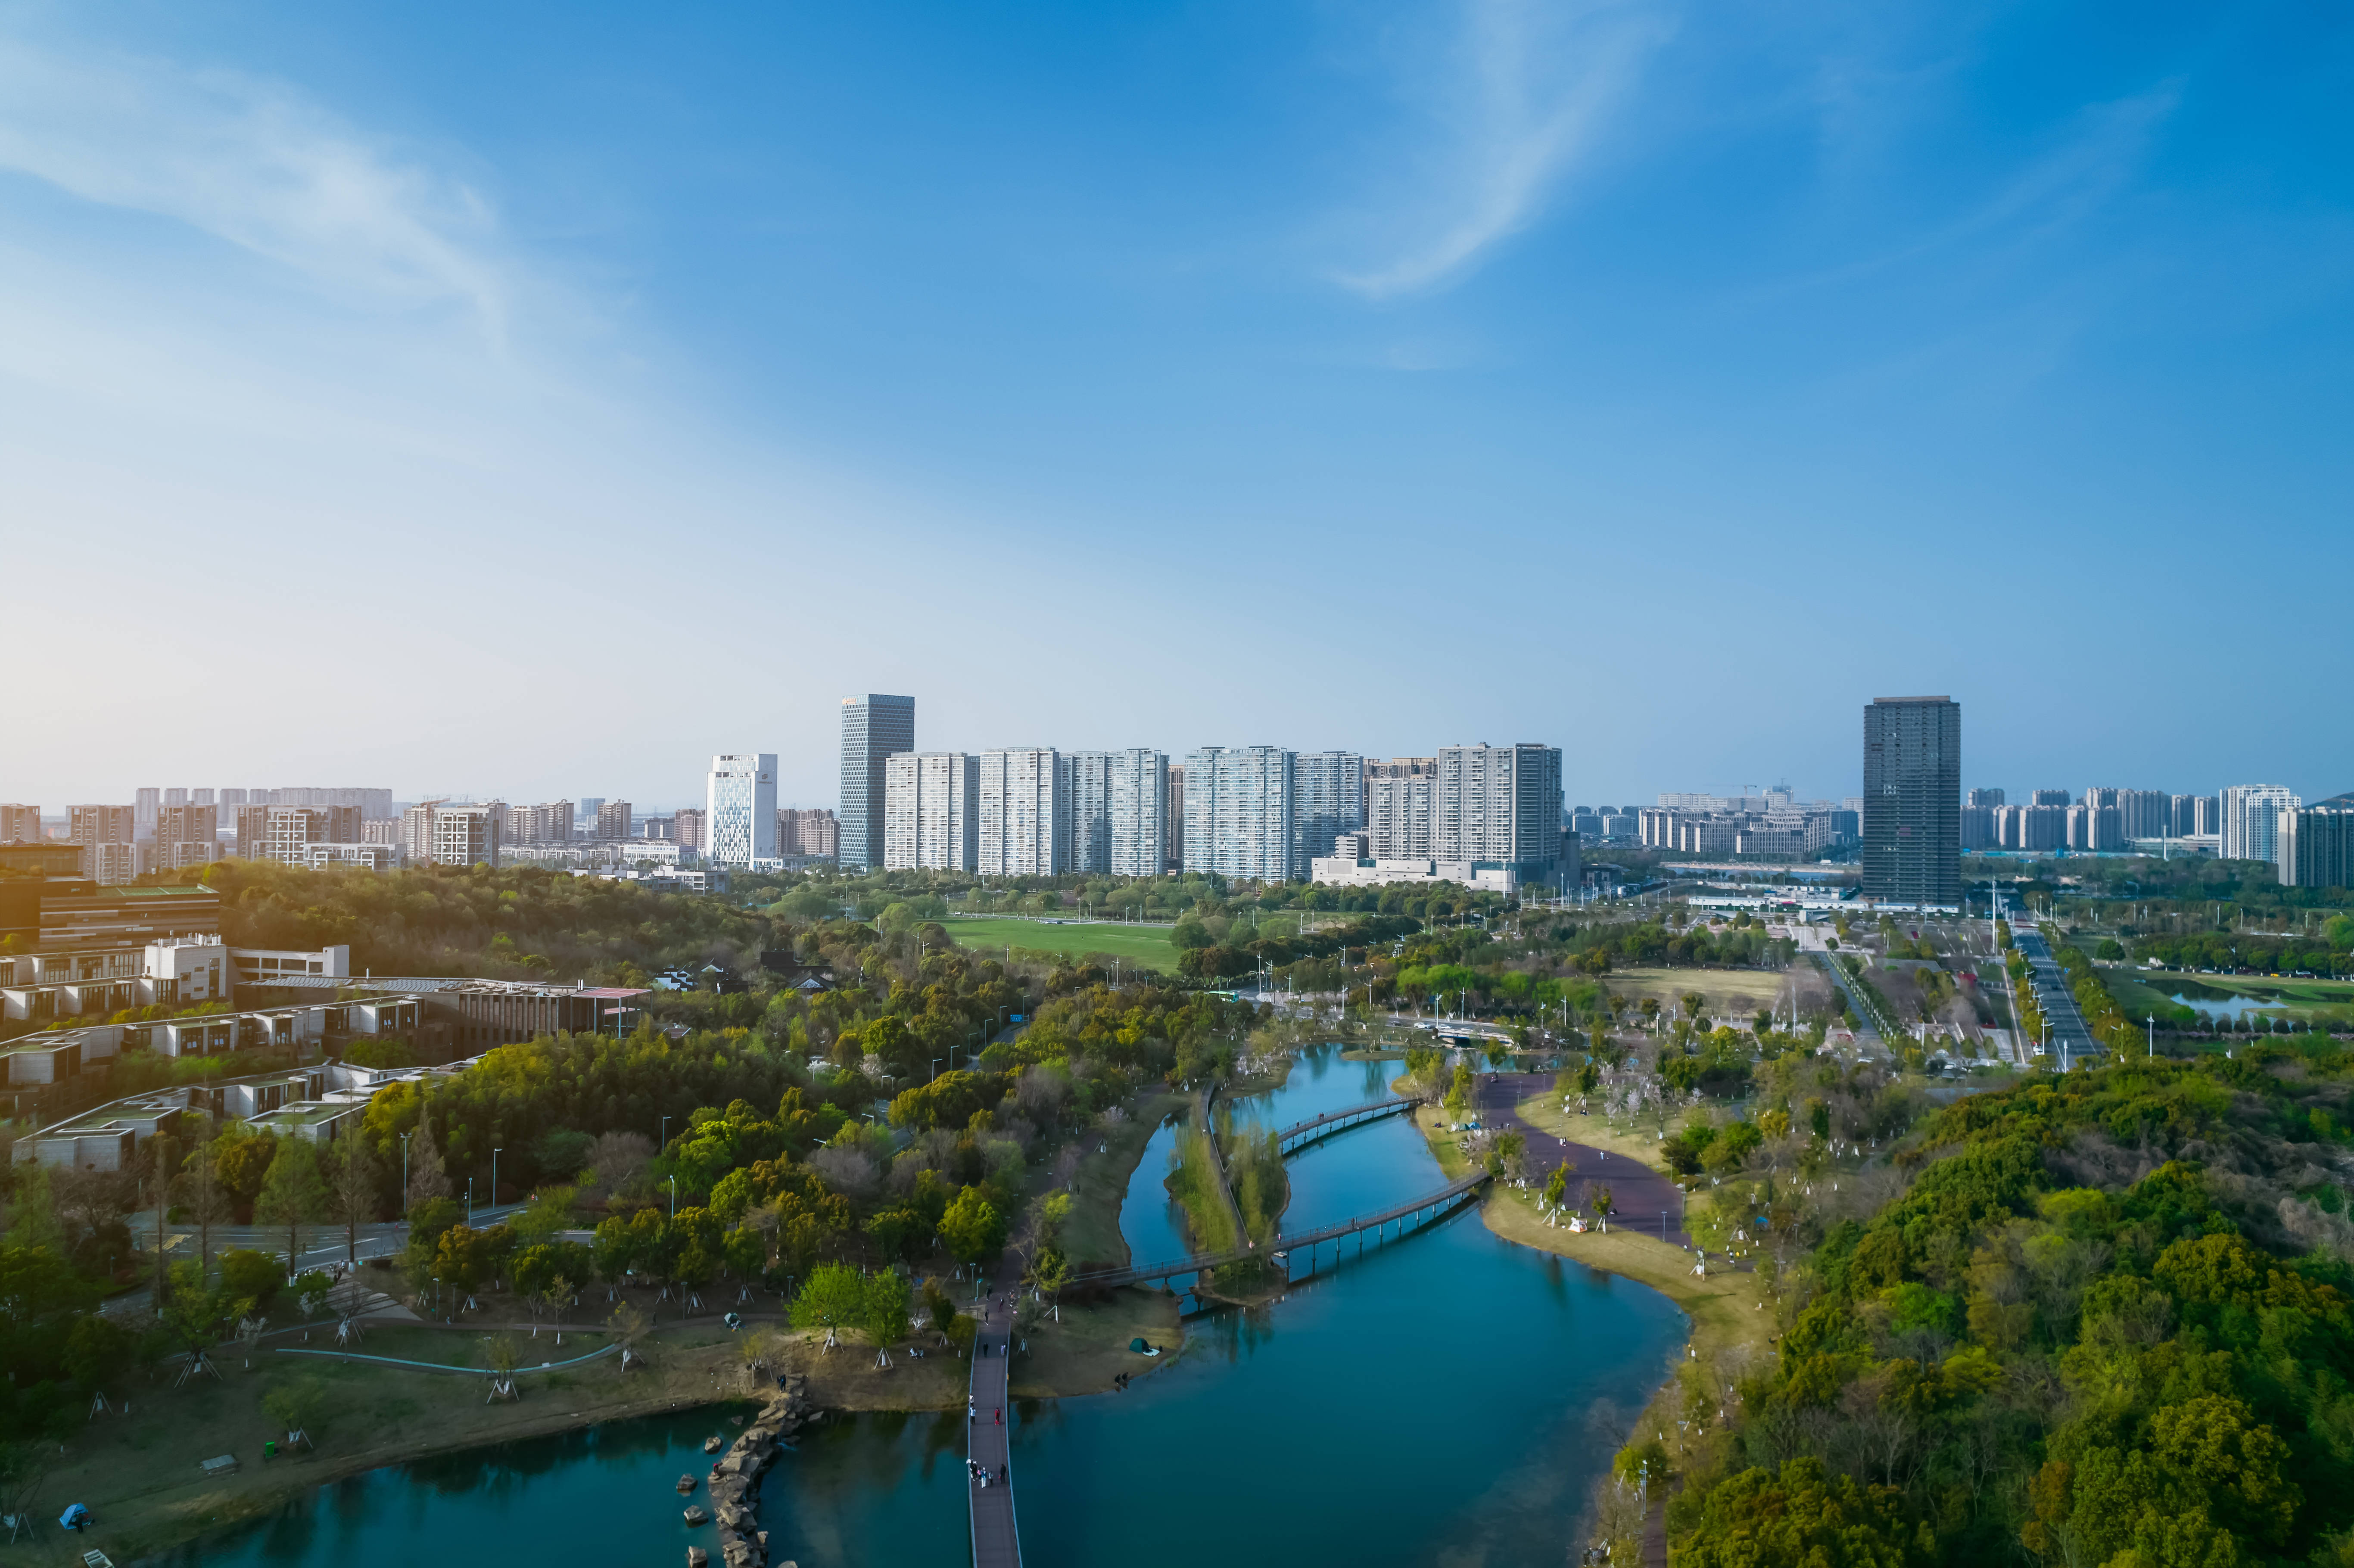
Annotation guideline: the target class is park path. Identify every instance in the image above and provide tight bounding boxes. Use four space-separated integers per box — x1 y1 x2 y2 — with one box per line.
1471 1073 1691 1248
966 1272 1022 1568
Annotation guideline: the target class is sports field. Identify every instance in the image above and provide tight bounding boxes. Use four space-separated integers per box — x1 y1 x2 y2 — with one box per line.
945 915 1179 971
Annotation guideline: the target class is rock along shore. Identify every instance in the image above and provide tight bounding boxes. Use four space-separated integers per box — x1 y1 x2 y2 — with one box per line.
704 1373 812 1568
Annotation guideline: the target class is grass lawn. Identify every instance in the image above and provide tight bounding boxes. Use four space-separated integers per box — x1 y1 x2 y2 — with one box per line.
945 915 1177 971
1601 966 1829 1019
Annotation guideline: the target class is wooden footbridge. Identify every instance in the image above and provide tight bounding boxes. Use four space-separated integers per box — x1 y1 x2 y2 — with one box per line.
1058 1168 1490 1292
1273 1096 1415 1155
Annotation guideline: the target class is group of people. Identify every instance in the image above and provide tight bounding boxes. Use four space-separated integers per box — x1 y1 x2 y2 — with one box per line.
967 1459 1008 1489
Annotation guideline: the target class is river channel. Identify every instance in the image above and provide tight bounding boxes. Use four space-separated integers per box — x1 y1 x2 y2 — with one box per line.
171 1047 1686 1568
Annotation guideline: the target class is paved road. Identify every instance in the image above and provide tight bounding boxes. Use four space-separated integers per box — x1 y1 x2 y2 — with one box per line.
1472 1073 1691 1248
2012 927 2101 1068
967 1276 1022 1568
107 1204 528 1317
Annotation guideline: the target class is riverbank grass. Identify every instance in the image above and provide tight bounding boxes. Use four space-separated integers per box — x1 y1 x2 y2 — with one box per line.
1010 1287 1178 1398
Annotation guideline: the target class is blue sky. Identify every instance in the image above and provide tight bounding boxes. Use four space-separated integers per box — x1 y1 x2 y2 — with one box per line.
3 0 2350 812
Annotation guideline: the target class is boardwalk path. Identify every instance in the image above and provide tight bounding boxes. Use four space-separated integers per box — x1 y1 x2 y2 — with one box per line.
1473 1073 1691 1248
967 1276 1022 1568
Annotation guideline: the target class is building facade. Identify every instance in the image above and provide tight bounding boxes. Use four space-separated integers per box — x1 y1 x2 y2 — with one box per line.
1292 752 1366 884
1862 696 1960 906
1183 746 1294 881
978 749 1065 876
1368 774 1435 859
595 800 633 840
839 694 915 871
1165 766 1185 870
1060 752 1114 875
778 808 838 858
674 808 707 852
705 754 779 867
429 804 502 868
2221 784 2300 865
1108 749 1168 877
884 753 978 871
1431 743 1566 885
2279 808 2354 890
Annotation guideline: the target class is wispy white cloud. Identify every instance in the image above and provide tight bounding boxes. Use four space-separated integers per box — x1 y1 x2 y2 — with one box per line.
0 37 510 339
1337 0 1673 299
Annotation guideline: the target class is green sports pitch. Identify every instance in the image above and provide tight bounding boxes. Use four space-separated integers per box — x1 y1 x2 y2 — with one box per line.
944 916 1178 970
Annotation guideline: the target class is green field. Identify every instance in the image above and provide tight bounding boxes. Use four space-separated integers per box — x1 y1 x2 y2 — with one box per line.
945 915 1179 971
2103 965 2354 1025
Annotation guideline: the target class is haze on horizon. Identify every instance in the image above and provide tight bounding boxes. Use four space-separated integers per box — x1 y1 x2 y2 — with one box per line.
3 1 2349 811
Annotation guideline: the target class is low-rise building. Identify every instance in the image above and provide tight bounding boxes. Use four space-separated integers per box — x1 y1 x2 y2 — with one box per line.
1309 847 1517 896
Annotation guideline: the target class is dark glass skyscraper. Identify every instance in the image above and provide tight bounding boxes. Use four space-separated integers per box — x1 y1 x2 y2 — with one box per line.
839 694 914 871
1863 696 1960 906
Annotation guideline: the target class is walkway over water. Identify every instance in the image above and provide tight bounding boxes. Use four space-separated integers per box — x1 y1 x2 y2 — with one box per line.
1059 1170 1490 1291
1273 1096 1415 1155
968 1279 1022 1568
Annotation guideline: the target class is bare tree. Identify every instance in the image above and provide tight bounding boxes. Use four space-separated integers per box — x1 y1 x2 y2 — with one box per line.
326 1139 380 1268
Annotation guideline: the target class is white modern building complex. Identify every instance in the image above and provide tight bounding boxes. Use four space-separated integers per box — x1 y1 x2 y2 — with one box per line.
979 749 1066 876
2220 784 2301 865
706 753 780 868
1108 749 1168 876
884 752 979 871
1183 746 1295 881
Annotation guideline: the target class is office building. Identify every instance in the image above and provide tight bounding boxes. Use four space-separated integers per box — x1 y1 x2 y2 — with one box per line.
1293 752 1366 883
2221 784 2301 865
1862 696 1960 906
1432 743 1566 885
1966 788 2005 809
596 800 632 840
839 694 915 871
1061 752 1115 874
779 808 838 859
884 753 979 871
979 749 1066 876
1165 766 1185 871
1108 749 1169 877
0 804 39 844
674 808 707 852
1370 773 1435 859
706 754 779 868
1183 747 1295 882
2279 808 2354 890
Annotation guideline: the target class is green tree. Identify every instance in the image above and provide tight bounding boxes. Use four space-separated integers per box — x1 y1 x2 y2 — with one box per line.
216 1248 284 1313
1677 1457 1920 1568
939 1187 1006 1266
789 1260 869 1343
861 1269 912 1347
256 1139 327 1273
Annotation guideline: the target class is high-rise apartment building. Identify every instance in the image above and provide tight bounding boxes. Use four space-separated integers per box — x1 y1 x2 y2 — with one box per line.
1165 767 1185 871
596 800 632 840
1059 752 1115 875
2221 785 2300 865
69 805 136 849
979 749 1066 876
1108 750 1168 877
1183 747 1295 882
1432 744 1565 883
0 804 39 843
1966 787 2006 809
840 694 915 871
2170 794 2220 837
1862 696 1960 906
1960 805 1995 849
505 801 575 846
1292 753 1366 883
2279 808 2354 890
778 808 838 859
190 789 215 808
163 788 187 809
219 789 248 808
706 754 779 867
430 804 502 868
2028 789 2071 807
884 753 979 871
674 808 707 852
155 803 221 870
1368 773 1435 859
579 798 605 831
134 787 159 840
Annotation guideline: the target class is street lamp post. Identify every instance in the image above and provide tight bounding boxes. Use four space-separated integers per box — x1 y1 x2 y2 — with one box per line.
400 1132 411 1211
492 1147 502 1212
669 1175 678 1220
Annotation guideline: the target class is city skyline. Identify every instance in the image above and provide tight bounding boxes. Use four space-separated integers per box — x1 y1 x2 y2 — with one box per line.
4 6 2351 806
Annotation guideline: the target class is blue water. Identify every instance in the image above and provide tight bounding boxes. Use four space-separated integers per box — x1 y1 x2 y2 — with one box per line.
170 1047 1688 1568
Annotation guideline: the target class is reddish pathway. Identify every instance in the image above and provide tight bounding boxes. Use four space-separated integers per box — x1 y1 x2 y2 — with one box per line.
1472 1073 1693 1248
